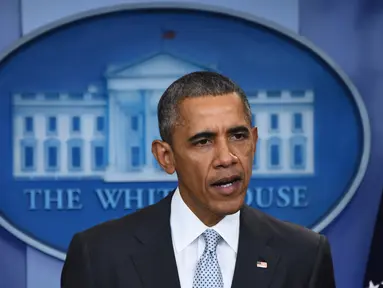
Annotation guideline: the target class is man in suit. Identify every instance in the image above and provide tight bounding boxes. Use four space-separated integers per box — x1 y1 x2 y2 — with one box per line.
61 71 336 287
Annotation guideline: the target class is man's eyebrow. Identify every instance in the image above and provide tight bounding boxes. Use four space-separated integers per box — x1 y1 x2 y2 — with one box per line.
187 126 250 143
227 126 250 134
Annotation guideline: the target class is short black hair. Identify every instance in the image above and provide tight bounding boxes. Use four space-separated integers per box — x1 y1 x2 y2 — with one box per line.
157 71 252 144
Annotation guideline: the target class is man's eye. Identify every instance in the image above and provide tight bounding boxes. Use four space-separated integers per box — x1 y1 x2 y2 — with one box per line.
195 139 211 146
231 133 247 140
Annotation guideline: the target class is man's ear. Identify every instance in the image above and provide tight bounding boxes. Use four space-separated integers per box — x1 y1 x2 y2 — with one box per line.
151 140 176 174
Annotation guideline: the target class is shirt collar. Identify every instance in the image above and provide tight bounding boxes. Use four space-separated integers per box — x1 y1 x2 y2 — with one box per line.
170 187 240 254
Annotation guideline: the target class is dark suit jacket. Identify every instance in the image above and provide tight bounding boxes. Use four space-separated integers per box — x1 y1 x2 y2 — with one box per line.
61 191 336 288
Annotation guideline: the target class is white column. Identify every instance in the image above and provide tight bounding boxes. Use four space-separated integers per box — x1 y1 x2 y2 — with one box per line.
260 137 267 173
13 115 21 175
61 114 69 175
122 111 127 171
35 114 45 175
281 111 290 173
57 114 63 174
306 108 314 173
108 94 116 172
115 104 124 171
82 114 92 175
126 110 132 171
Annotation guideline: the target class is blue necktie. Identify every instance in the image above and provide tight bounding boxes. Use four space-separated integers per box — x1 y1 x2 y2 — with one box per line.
192 229 224 288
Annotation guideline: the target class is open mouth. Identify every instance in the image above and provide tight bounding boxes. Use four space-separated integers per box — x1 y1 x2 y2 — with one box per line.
211 175 242 188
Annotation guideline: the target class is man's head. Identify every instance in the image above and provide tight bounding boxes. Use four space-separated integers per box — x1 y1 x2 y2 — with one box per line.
152 71 258 226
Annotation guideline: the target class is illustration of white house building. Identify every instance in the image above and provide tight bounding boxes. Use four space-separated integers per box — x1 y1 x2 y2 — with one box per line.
12 53 314 181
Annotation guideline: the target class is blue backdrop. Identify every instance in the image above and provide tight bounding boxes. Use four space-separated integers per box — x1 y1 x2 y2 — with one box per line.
0 1 382 288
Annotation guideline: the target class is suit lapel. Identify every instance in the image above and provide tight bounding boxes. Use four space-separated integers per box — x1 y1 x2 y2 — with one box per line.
231 206 280 288
130 192 181 288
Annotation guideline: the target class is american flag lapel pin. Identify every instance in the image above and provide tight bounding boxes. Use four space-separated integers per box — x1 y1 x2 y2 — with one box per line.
256 261 268 269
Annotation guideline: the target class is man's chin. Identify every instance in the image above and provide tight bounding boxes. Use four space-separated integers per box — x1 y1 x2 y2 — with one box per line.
212 198 245 216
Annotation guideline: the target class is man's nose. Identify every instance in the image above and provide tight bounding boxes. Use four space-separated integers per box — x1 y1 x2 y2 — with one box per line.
213 140 238 168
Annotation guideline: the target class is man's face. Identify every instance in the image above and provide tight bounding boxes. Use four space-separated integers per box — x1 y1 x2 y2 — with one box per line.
168 93 257 224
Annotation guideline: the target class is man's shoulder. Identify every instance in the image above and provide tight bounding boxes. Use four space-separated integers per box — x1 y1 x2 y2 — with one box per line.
245 205 325 250
73 195 170 247
244 206 335 285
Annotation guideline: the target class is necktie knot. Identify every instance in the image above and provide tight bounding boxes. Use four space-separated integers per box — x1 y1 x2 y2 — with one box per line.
202 229 222 253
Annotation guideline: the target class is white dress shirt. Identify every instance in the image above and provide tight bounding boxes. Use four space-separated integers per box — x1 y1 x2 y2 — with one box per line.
170 188 240 288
